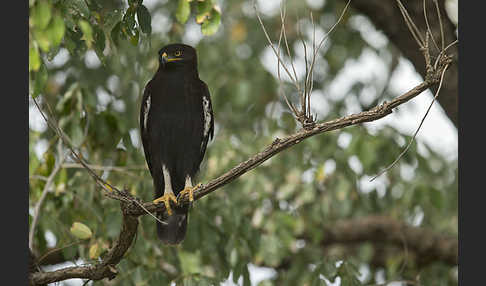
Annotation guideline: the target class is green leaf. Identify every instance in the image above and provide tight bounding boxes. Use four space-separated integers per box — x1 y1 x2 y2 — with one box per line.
137 5 152 35
122 7 136 32
129 28 140 46
201 8 221 36
70 222 93 239
93 26 106 64
176 0 191 24
89 242 102 259
110 21 124 46
93 25 106 53
78 20 93 48
46 44 61 61
29 44 41 72
196 0 212 24
64 26 85 55
32 62 48 98
46 14 65 47
32 0 52 30
33 28 51 52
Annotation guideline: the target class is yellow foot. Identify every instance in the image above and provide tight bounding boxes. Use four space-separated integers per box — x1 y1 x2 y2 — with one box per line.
153 193 177 215
178 183 202 203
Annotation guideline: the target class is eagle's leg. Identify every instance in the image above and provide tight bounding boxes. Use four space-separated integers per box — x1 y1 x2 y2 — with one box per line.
153 165 178 215
153 193 177 215
177 176 201 204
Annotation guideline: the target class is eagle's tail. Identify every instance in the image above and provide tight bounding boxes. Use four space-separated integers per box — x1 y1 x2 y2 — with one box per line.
156 206 188 245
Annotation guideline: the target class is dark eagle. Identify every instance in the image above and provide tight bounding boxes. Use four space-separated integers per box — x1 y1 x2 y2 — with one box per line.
140 43 214 245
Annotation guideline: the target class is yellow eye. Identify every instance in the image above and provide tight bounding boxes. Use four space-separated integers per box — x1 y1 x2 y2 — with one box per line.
174 50 182 56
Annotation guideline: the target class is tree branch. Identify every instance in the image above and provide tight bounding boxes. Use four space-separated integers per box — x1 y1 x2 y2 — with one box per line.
256 216 457 274
30 201 139 286
319 215 457 266
123 66 447 217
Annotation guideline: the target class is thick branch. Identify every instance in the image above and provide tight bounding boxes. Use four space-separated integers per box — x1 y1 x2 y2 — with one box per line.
256 216 457 273
29 202 139 286
319 215 457 266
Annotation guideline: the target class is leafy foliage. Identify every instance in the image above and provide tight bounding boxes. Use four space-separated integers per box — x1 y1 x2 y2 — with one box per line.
29 0 457 285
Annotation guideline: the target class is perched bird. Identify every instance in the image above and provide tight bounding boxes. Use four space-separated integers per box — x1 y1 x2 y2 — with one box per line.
140 43 214 245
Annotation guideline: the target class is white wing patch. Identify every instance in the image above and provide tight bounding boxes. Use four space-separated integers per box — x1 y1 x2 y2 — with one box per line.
202 96 211 137
143 93 151 130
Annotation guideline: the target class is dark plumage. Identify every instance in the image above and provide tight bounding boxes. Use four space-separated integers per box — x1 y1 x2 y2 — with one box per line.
140 43 214 244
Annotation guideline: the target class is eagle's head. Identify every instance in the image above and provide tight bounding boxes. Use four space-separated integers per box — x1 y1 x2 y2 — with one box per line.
158 43 197 69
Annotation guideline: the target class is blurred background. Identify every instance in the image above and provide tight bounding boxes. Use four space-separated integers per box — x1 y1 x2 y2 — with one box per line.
29 0 458 285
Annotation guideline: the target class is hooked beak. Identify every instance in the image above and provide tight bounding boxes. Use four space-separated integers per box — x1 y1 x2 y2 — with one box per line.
161 52 183 66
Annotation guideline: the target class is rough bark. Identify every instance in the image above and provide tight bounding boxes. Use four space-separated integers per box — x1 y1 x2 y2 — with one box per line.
319 215 457 266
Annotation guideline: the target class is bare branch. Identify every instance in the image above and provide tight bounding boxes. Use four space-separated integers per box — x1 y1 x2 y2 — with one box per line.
423 0 440 52
370 0 455 181
434 0 445 51
278 1 300 90
396 0 425 48
255 0 351 129
371 61 449 181
253 1 298 89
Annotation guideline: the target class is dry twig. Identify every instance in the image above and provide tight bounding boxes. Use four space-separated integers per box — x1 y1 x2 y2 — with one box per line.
370 0 455 181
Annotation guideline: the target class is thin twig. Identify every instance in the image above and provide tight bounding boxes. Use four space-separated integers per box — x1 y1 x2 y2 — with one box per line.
423 0 440 52
433 0 445 50
276 2 298 115
434 39 458 70
279 1 300 90
32 97 115 195
370 62 449 181
33 98 169 227
254 1 298 89
396 0 425 48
